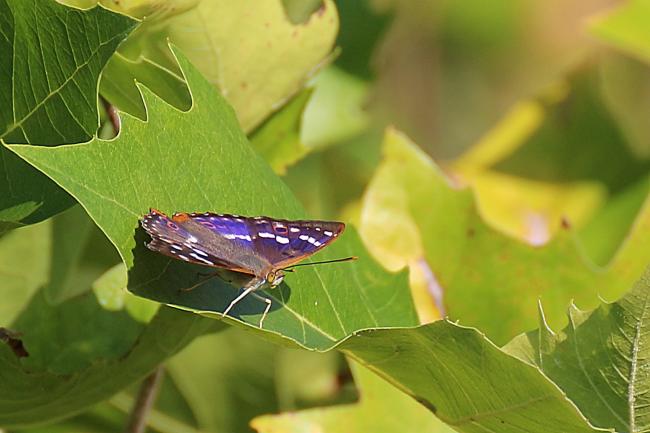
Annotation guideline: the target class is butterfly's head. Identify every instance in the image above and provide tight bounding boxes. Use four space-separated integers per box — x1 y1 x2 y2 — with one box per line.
266 270 285 288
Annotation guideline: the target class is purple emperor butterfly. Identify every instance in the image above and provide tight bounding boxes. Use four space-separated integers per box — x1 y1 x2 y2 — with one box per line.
141 209 353 327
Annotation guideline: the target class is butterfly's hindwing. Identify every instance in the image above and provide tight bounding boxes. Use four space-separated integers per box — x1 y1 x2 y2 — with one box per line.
142 210 251 271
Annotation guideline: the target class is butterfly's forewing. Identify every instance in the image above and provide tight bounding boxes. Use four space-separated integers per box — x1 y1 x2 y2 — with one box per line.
245 217 345 269
141 210 256 274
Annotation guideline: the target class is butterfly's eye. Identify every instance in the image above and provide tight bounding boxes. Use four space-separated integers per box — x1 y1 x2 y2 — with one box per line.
266 271 284 287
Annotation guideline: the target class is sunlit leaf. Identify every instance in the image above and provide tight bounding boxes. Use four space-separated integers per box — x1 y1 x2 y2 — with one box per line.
252 361 455 433
590 0 650 64
0 0 137 226
505 265 650 433
9 47 418 350
360 128 650 343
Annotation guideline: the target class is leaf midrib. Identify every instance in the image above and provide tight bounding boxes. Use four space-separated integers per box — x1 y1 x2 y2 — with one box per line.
1 32 127 141
628 288 650 433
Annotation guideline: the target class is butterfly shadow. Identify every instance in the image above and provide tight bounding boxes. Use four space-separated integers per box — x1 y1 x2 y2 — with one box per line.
128 227 291 322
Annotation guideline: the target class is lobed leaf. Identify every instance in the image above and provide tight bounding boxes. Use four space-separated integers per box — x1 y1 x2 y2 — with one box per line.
360 128 650 344
0 0 137 226
9 46 418 350
506 266 650 433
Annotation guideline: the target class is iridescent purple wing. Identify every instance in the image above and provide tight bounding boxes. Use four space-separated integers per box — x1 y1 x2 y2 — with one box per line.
141 209 257 275
245 217 345 269
142 210 345 274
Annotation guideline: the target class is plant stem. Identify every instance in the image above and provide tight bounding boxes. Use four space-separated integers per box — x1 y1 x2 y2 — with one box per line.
124 366 164 433
102 97 121 134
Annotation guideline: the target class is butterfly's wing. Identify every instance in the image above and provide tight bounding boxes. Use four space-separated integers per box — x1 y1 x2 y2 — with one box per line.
246 217 345 269
141 209 258 275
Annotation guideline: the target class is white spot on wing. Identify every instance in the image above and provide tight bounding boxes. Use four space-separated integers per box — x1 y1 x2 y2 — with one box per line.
188 235 198 243
324 231 333 236
307 237 322 247
259 232 275 238
299 235 309 241
190 253 214 265
290 227 300 233
276 235 289 244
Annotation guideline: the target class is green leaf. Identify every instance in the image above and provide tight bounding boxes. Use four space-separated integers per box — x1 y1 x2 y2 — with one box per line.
252 360 456 433
167 328 341 433
0 0 137 226
162 0 338 131
8 47 418 350
92 263 159 323
281 0 324 25
505 265 650 433
0 303 216 427
100 53 191 120
360 128 650 344
492 73 649 194
44 205 119 305
13 290 143 374
590 0 650 64
301 66 371 149
333 322 605 433
599 52 650 159
251 88 313 175
0 223 50 326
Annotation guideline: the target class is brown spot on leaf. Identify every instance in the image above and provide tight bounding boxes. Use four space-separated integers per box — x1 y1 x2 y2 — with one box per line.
317 2 327 17
561 216 571 230
466 227 475 238
414 396 437 413
0 328 28 358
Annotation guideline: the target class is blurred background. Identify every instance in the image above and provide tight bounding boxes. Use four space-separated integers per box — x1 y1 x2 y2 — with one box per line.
6 0 650 431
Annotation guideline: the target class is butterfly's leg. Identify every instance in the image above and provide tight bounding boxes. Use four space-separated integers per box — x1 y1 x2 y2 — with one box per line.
222 277 265 319
251 292 272 328
180 272 220 292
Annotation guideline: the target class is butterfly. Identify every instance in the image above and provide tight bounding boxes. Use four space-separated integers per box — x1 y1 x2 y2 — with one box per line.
140 209 353 327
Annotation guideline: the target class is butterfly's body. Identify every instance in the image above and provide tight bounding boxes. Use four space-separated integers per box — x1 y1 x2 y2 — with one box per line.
141 209 347 326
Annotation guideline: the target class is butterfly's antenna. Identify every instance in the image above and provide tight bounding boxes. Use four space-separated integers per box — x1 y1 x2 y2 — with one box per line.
283 256 357 271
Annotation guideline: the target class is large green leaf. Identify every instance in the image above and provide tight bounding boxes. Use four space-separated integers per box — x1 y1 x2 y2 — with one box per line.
506 266 650 433
252 361 456 433
360 128 650 344
0 0 137 226
8 47 417 350
330 323 605 433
